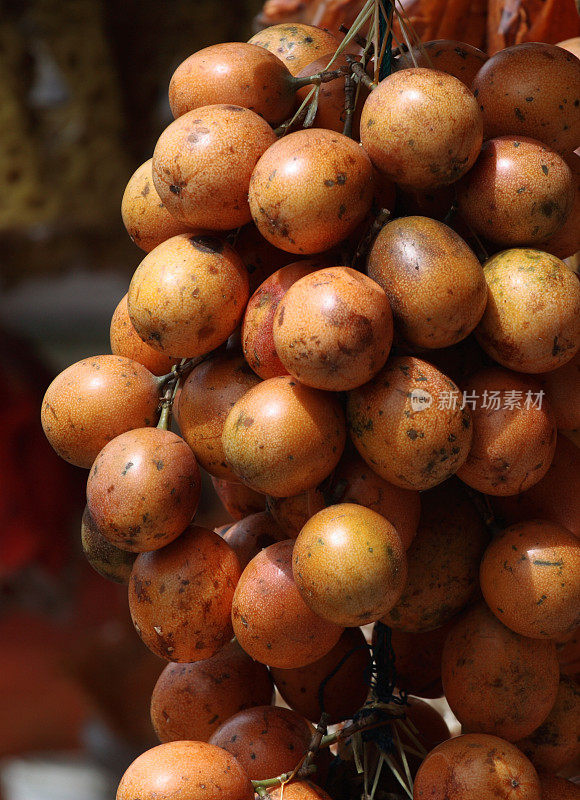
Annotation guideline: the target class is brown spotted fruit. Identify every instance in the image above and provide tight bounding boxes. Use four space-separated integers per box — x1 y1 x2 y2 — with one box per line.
516 675 580 773
150 639 273 743
248 128 374 255
360 68 483 191
121 158 194 252
472 42 580 154
538 353 580 431
248 24 340 76
129 525 240 662
41 355 160 468
153 105 277 230
231 540 343 669
81 505 136 584
234 223 292 293
116 740 254 800
386 623 452 697
265 488 326 538
480 520 580 639
273 266 393 391
382 480 488 632
176 353 261 481
405 696 451 753
367 216 487 349
474 248 580 374
211 477 265 520
293 503 407 627
127 234 249 359
456 137 574 246
539 152 580 261
539 773 580 799
222 511 286 569
110 294 178 377
332 448 421 551
396 40 488 87
242 260 324 380
441 602 560 741
209 705 312 780
222 375 346 497
86 428 201 552
169 43 304 125
347 356 472 491
267 782 333 800
413 733 542 800
270 626 370 724
456 368 557 496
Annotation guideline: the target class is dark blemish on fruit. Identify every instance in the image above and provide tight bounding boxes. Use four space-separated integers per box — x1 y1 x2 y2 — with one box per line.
541 164 549 176
224 105 244 112
190 235 224 253
278 306 285 326
338 204 346 219
187 128 210 145
533 559 563 567
407 429 421 440
514 108 525 121
525 96 534 102
324 179 334 187
513 141 521 147
141 183 150 197
155 460 164 471
367 119 375 127
169 185 181 195
121 461 134 475
336 173 347 185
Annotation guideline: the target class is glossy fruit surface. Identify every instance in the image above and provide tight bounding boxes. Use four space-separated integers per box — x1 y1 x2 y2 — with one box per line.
273 267 393 391
110 294 178 376
41 355 159 468
248 24 340 75
293 503 407 626
383 480 488 632
231 540 343 668
222 376 346 497
153 105 277 229
472 42 580 153
81 505 136 584
249 129 374 254
480 520 580 639
87 428 200 552
414 733 541 800
360 68 483 191
475 249 580 374
367 216 487 349
222 511 285 569
209 705 312 780
116 740 254 800
396 39 488 86
176 354 260 480
128 234 249 359
457 137 574 246
347 356 472 490
129 525 240 661
442 602 560 741
150 639 273 743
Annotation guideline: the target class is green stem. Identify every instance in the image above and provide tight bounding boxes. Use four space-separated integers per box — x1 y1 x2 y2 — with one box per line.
290 67 349 91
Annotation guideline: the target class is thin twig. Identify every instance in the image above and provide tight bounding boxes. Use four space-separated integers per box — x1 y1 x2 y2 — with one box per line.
346 55 377 91
343 72 356 138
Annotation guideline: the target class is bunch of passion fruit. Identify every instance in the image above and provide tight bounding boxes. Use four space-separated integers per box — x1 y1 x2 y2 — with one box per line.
41 16 580 800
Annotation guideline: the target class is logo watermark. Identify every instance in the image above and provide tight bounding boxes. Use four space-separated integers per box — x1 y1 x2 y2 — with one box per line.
407 389 545 412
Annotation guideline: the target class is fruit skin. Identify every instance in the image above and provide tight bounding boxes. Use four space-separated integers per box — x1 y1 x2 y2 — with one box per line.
129 525 241 662
386 623 452 697
150 639 273 743
413 733 542 800
539 772 580 799
273 267 393 391
347 356 472 491
491 435 580 538
382 480 488 632
86 428 201 552
516 676 580 773
267 781 333 800
128 234 249 359
441 602 560 741
242 260 324 380
110 294 178 376
539 152 580 261
81 505 135 584
248 24 340 76
270 627 370 724
234 223 292 293
169 43 297 125
222 511 286 569
475 248 580 374
293 503 407 626
231 540 344 669
266 488 326 538
456 137 574 246
405 696 451 753
396 39 488 87
222 375 346 497
211 477 265 520
538 353 580 431
249 128 374 255
116 740 254 800
472 42 580 154
176 354 261 481
480 520 580 639
209 705 312 781
360 68 483 191
41 355 160 468
367 216 487 349
153 104 277 230
456 368 557 496
121 158 193 252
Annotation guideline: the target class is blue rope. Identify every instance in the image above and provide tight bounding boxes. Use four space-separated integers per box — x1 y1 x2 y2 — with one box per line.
378 1 395 81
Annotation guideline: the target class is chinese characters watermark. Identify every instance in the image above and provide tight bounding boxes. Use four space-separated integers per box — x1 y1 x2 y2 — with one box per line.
437 389 545 411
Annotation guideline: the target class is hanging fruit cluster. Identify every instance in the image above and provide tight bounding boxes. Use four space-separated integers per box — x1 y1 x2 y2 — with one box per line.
41 9 580 800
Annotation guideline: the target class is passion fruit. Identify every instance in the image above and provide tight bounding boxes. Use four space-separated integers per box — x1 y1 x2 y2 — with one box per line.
396 40 488 87
110 294 178 377
248 24 340 75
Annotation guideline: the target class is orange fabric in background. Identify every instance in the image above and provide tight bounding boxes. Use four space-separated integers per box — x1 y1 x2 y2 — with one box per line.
487 0 580 52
